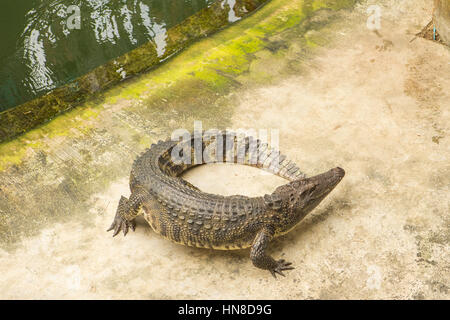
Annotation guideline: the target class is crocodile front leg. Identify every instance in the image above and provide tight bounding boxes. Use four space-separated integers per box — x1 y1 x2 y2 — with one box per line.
250 228 295 278
107 188 147 237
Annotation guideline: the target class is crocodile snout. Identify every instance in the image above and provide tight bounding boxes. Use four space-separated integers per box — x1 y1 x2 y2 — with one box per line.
333 167 345 179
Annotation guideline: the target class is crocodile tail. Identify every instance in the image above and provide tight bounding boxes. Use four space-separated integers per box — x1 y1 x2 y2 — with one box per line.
214 131 308 181
157 130 308 181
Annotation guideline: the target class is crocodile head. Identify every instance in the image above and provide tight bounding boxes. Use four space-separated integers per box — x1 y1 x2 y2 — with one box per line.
271 167 345 234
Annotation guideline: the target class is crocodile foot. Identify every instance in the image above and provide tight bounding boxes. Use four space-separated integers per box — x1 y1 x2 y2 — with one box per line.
270 259 294 278
107 213 136 237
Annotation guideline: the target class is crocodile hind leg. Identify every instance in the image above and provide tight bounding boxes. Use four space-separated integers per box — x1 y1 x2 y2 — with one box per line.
107 188 147 237
250 228 295 278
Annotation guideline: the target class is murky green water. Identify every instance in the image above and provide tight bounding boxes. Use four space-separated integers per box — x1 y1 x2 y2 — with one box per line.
0 0 219 112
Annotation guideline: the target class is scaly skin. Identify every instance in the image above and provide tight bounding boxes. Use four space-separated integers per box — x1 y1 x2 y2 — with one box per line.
108 131 345 277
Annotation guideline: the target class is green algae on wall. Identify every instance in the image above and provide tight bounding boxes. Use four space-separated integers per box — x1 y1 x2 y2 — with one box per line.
0 0 269 143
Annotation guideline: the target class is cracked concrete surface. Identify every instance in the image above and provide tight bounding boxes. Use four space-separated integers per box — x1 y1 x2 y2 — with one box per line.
0 0 449 299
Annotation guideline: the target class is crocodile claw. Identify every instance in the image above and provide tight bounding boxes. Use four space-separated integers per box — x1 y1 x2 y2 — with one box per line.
107 214 136 237
270 259 294 278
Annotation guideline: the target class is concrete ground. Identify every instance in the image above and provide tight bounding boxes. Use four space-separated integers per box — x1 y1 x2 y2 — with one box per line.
0 0 448 299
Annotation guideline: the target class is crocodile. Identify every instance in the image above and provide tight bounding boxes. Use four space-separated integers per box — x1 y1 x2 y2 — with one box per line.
108 131 345 277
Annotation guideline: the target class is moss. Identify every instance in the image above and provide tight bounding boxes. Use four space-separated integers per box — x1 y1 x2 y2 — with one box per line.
0 102 102 170
0 148 27 171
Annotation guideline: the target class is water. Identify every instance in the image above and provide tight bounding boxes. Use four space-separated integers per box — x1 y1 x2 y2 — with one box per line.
0 0 216 112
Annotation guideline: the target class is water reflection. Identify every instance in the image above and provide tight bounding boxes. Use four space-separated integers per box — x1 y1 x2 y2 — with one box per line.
0 0 216 112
